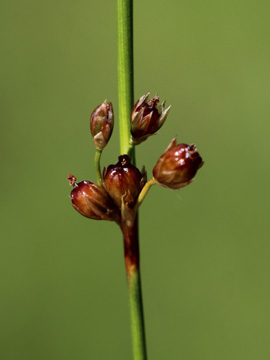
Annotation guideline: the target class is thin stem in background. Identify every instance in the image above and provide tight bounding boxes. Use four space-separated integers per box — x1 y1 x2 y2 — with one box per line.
117 0 147 359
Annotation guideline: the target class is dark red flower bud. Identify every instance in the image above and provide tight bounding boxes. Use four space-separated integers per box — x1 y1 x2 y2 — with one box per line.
153 138 204 189
90 100 114 150
69 178 120 222
103 155 146 207
131 92 171 144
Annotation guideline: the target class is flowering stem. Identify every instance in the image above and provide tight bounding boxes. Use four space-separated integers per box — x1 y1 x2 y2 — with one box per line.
94 149 102 186
117 0 134 161
121 216 147 360
118 1 147 359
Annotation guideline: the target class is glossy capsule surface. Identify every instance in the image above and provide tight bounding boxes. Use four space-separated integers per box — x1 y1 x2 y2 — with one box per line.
153 138 204 189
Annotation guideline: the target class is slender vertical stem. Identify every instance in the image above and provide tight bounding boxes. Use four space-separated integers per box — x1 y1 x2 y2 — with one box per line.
121 216 147 360
118 1 147 359
117 0 134 160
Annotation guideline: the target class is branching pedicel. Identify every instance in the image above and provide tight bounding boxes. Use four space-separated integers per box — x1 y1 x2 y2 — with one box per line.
67 92 204 358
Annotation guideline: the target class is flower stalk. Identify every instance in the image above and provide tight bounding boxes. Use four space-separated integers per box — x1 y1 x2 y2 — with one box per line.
118 0 147 359
117 0 134 161
134 178 157 213
94 149 102 186
121 214 147 360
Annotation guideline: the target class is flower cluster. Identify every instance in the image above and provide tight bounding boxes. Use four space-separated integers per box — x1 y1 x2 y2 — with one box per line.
68 93 204 223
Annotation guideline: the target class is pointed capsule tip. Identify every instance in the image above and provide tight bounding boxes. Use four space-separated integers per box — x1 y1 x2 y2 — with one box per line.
165 137 178 151
67 173 77 186
118 154 130 166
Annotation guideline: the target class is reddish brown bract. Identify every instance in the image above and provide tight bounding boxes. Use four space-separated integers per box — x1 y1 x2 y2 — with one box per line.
90 100 114 150
131 92 171 144
103 155 146 207
70 180 120 222
153 138 204 189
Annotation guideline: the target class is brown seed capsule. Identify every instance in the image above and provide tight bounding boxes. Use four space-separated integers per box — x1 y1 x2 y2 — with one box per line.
90 100 114 150
153 138 204 189
131 92 171 145
103 155 146 207
69 179 120 222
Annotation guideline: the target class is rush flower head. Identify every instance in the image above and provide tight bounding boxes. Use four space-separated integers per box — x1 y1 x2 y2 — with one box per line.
131 92 171 145
103 155 146 207
90 100 114 150
153 138 204 190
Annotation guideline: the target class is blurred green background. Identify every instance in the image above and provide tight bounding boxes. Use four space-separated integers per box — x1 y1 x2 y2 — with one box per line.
1 0 270 359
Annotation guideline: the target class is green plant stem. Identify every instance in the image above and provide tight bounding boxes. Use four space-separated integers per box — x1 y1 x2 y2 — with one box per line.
117 0 134 161
94 149 102 186
118 1 147 359
128 268 147 360
121 216 147 360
